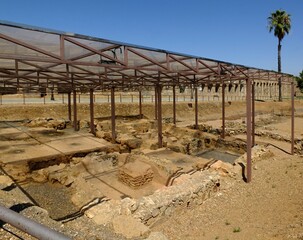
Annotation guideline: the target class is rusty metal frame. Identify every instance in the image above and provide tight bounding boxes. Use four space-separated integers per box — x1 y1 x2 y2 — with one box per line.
0 21 296 184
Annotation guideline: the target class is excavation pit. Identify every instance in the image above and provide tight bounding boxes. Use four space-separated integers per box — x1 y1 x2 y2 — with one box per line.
22 182 78 221
196 149 240 164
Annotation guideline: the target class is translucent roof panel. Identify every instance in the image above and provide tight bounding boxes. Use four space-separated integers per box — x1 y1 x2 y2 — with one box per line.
0 21 294 90
0 25 60 57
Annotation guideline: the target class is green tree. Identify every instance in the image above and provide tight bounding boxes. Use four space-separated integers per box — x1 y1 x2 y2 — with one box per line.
295 70 303 93
268 9 291 101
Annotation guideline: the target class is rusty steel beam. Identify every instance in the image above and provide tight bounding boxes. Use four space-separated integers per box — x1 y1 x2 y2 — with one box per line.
194 85 198 129
252 81 255 146
73 89 78 131
291 81 295 155
169 55 197 73
139 90 142 118
221 82 225 139
67 92 72 121
246 78 252 183
111 87 116 142
197 59 219 75
64 37 125 66
0 33 61 60
154 86 158 120
89 88 95 135
127 47 167 70
173 85 176 125
157 85 163 148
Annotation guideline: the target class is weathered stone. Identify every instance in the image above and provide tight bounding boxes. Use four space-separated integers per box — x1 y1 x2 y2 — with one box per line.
145 232 169 240
125 138 143 149
167 144 182 153
210 160 233 177
164 206 173 216
0 175 14 189
112 215 150 239
151 208 160 218
168 137 178 142
31 171 47 183
118 160 154 188
27 117 66 130
117 133 143 149
79 120 89 129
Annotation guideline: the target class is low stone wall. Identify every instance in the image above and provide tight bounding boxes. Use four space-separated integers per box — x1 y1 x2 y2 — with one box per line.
85 171 220 226
254 130 303 154
132 171 220 225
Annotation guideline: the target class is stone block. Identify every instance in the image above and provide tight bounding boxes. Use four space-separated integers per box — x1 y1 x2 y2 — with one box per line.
118 161 154 188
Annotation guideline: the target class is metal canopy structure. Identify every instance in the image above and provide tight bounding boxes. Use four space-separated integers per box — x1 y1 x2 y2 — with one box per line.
0 21 295 183
0 21 293 91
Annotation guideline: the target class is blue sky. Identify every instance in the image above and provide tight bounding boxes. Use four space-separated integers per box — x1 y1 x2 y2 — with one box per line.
1 0 302 76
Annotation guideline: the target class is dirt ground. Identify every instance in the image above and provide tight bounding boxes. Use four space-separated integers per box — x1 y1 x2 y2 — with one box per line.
152 146 303 240
0 100 303 240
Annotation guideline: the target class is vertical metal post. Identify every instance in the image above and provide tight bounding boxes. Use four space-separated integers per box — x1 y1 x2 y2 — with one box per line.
291 81 295 155
0 94 2 105
155 87 158 120
221 81 225 139
67 92 72 121
73 90 78 131
111 87 116 142
194 85 198 129
252 81 255 146
89 88 95 136
139 90 142 119
62 94 64 104
157 85 163 148
246 78 252 183
173 85 176 125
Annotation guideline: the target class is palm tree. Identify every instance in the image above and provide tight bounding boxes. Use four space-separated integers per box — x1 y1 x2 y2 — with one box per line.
268 10 291 101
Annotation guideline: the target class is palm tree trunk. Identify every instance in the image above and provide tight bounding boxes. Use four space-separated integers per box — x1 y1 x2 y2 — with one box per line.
278 39 282 102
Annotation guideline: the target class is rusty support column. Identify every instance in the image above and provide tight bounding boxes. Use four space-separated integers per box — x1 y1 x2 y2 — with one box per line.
139 90 142 119
194 86 198 129
291 81 295 155
252 81 255 146
67 92 71 121
73 90 78 131
246 78 252 183
221 82 225 138
89 88 95 136
157 85 163 148
173 85 176 125
155 87 158 120
111 87 116 142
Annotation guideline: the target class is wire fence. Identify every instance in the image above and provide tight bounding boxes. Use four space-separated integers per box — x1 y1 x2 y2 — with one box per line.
0 92 279 105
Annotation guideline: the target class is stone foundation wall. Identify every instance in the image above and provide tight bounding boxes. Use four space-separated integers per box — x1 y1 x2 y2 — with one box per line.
85 171 220 226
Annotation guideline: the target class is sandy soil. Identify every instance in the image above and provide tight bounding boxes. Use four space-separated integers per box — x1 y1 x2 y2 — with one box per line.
152 146 303 240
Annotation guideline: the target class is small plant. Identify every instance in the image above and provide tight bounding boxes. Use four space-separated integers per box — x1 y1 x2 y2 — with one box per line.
225 220 231 226
215 236 219 240
233 227 241 233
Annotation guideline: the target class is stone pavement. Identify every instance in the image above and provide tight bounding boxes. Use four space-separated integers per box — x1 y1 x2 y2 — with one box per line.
0 121 110 165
